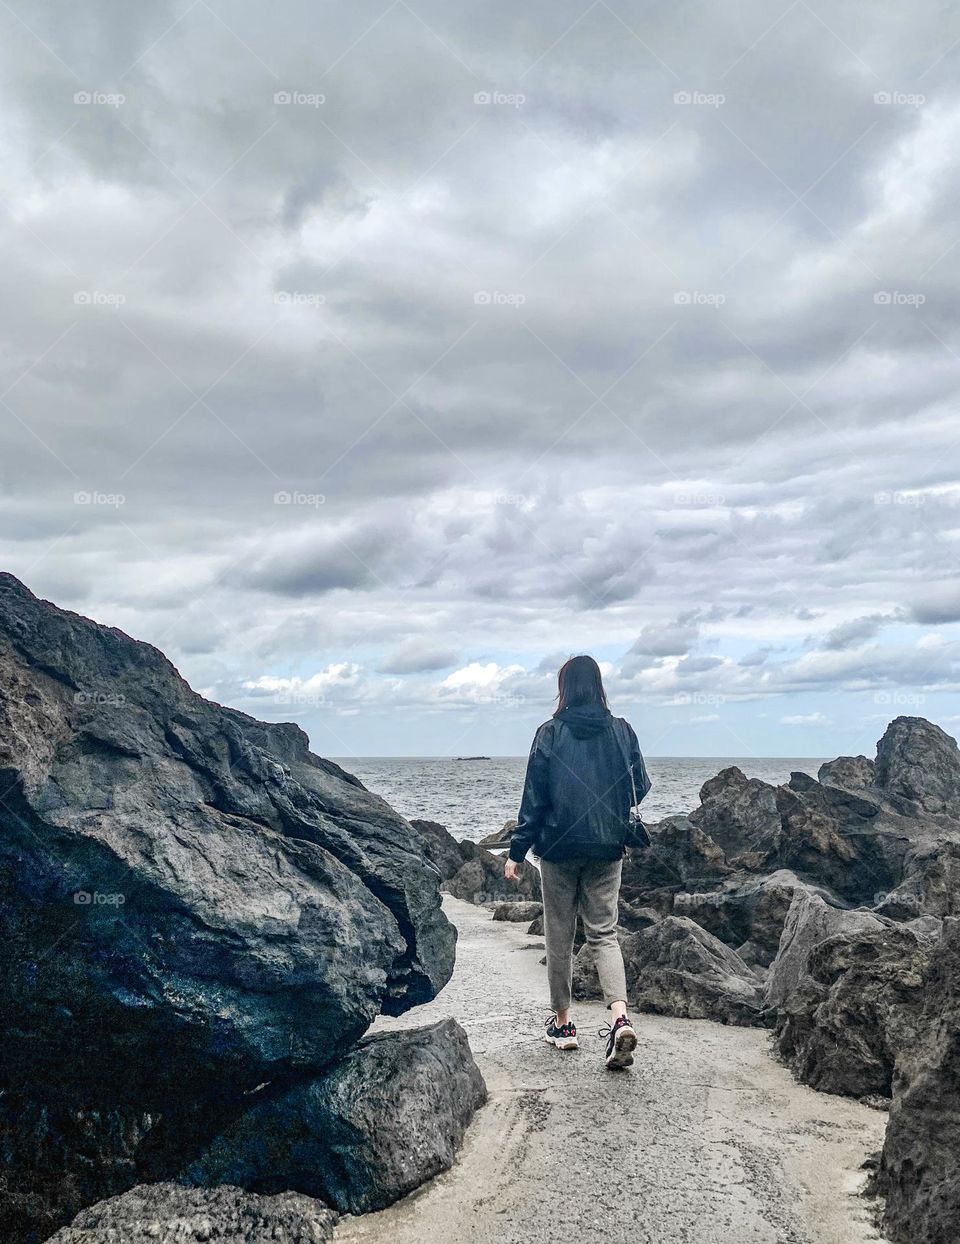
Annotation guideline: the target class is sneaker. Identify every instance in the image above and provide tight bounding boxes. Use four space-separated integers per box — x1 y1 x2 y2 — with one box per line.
544 1014 579 1050
600 1015 637 1069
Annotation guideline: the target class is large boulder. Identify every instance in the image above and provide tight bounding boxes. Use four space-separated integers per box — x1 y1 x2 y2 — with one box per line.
875 716 960 818
442 849 541 905
818 754 875 790
687 767 781 865
764 888 884 1007
620 814 731 898
875 918 960 1244
673 869 824 967
574 917 763 1026
492 901 542 922
0 575 455 1237
48 1183 337 1243
774 922 931 1098
188 1019 486 1215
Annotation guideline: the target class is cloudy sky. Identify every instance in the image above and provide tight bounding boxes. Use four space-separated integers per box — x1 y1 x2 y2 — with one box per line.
2 0 959 758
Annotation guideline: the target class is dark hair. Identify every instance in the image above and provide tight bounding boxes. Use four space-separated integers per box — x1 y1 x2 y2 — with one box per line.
554 654 608 714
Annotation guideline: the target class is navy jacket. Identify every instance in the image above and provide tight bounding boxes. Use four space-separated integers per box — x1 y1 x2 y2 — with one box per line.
509 705 651 863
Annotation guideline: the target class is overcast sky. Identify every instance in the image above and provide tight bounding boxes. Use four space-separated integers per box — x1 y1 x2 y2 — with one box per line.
2 0 959 758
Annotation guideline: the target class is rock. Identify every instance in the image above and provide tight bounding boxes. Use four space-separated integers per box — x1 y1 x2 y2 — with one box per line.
527 913 544 935
0 574 454 1238
625 917 764 1025
688 767 781 864
48 1183 337 1243
764 889 884 1007
410 818 470 881
818 754 875 790
673 869 822 967
476 819 516 848
774 922 931 1098
188 1019 486 1215
874 837 960 919
492 901 542 922
443 850 541 906
875 918 960 1244
875 715 960 817
574 917 763 1025
617 900 661 932
620 815 732 896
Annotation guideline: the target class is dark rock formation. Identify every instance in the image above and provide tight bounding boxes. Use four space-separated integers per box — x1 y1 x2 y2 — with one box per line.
688 767 781 865
0 575 456 1239
774 922 931 1097
188 1019 486 1215
443 848 541 905
818 754 875 790
673 869 822 967
764 889 885 1008
48 1183 337 1243
875 918 960 1244
492 901 542 922
875 716 960 817
573 917 763 1026
410 817 469 881
477 819 516 848
620 814 731 897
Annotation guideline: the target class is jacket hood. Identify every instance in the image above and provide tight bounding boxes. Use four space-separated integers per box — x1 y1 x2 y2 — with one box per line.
554 704 613 740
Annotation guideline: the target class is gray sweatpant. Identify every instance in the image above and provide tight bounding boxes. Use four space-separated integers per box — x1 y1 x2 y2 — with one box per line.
540 856 628 1012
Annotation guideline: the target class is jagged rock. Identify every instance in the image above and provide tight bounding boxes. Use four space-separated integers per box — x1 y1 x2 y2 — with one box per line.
410 818 469 881
527 913 544 935
477 819 516 848
443 849 541 906
48 1182 337 1243
764 889 884 1007
818 754 875 790
875 716 960 817
0 575 454 1239
492 901 542 922
874 838 960 919
688 767 781 864
875 918 960 1244
774 922 931 1098
618 900 661 932
574 917 763 1026
187 1019 486 1215
673 869 824 967
620 815 731 896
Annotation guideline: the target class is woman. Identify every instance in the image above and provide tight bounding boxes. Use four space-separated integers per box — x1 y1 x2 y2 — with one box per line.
504 655 651 1069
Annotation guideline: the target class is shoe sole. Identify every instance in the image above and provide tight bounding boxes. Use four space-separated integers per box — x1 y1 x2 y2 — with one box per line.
544 1033 579 1051
605 1026 637 1070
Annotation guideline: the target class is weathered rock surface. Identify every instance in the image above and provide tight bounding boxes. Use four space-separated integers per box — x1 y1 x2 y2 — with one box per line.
492 901 542 922
673 869 822 967
875 918 960 1244
574 916 763 1026
188 1019 486 1215
48 1182 338 1243
443 848 541 905
0 575 456 1240
688 767 782 864
476 819 516 848
774 922 931 1098
764 889 885 1007
818 754 875 790
875 715 960 817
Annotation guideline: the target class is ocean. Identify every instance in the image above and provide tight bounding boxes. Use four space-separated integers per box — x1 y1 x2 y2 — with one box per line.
333 756 829 842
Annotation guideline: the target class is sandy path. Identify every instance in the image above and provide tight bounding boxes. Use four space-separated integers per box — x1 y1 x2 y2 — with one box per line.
336 897 890 1244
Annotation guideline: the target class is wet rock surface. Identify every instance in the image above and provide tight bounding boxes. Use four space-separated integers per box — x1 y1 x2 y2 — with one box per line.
0 576 464 1241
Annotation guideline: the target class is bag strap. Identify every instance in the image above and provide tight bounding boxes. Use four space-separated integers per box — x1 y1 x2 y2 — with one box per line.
611 718 639 809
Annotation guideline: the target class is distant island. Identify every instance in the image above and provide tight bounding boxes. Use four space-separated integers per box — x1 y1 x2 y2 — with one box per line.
452 756 491 761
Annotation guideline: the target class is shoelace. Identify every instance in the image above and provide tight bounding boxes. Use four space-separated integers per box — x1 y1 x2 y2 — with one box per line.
598 1018 628 1039
546 1013 576 1037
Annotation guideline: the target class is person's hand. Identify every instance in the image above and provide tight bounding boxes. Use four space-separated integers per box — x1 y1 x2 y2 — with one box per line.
504 858 521 882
